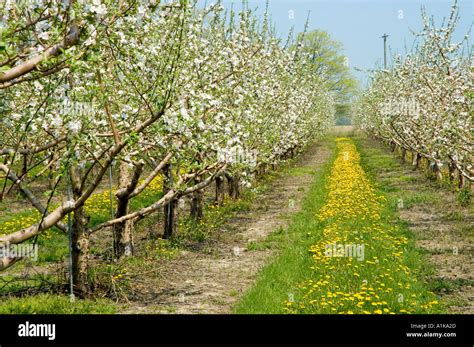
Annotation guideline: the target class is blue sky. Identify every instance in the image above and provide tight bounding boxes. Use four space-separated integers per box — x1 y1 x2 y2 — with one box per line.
197 0 473 87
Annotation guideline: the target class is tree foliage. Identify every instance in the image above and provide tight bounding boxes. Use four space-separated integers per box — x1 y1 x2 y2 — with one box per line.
0 0 335 293
354 3 472 184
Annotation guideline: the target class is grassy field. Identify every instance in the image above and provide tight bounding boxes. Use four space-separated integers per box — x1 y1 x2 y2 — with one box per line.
235 136 444 314
233 139 335 313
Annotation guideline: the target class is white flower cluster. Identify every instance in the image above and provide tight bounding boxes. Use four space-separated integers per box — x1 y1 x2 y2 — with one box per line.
0 1 335 237
354 4 472 181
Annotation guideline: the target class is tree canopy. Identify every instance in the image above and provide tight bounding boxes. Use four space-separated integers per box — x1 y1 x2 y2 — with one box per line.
295 29 358 104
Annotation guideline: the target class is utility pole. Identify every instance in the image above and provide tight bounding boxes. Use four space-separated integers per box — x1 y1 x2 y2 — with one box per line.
382 33 388 69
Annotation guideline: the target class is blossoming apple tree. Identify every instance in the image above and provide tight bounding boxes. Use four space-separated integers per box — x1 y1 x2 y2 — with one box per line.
0 1 335 294
354 3 472 187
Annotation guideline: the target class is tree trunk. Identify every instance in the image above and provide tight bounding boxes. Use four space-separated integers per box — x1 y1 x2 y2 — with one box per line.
411 151 420 170
70 167 90 296
261 163 267 177
162 163 177 239
448 161 456 183
114 162 135 258
21 151 28 178
227 174 240 200
114 198 134 257
401 148 407 162
163 199 177 239
190 176 204 219
215 176 225 206
390 142 396 152
71 205 89 296
436 167 443 181
429 161 443 181
256 163 266 179
114 200 133 257
48 155 55 190
458 167 471 190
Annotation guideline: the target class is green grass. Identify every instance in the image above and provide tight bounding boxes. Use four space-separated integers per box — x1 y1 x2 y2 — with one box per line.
457 188 471 207
427 278 473 295
354 137 444 313
0 273 58 296
235 136 444 314
233 140 336 313
0 294 116 314
399 175 418 182
390 190 438 210
288 167 317 176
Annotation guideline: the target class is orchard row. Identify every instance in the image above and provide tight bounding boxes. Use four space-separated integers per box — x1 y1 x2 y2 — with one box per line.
354 3 472 187
0 1 334 293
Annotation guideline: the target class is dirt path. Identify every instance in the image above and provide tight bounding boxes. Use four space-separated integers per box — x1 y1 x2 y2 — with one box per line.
120 139 333 314
359 137 473 313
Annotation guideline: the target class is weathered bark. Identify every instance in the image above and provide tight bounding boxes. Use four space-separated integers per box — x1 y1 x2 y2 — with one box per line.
70 167 90 296
458 167 471 190
114 161 142 258
71 204 89 296
162 163 177 239
227 173 240 199
390 141 396 152
21 151 28 178
114 198 134 257
190 176 204 219
163 199 177 239
215 175 225 206
233 174 241 199
401 148 407 162
448 161 457 183
411 151 420 170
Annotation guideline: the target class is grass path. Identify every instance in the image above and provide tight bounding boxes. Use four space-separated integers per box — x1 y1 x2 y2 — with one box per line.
235 137 442 314
118 139 333 313
356 136 473 313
